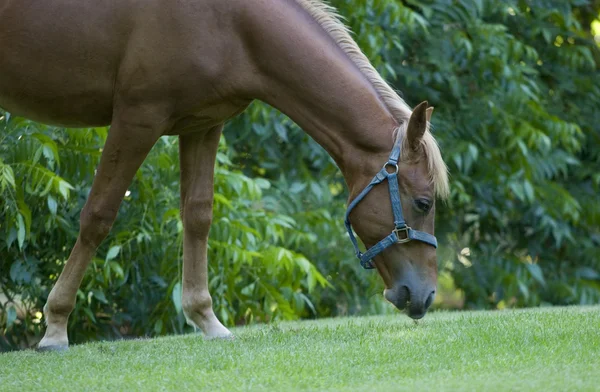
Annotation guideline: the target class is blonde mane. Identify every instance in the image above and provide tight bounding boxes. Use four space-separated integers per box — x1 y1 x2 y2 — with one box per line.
293 0 449 199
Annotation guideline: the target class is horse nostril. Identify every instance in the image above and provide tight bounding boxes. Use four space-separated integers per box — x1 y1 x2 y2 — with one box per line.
402 285 411 303
392 286 411 310
424 290 435 309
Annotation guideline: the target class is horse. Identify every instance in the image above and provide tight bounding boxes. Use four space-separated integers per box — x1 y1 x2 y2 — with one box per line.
0 0 449 350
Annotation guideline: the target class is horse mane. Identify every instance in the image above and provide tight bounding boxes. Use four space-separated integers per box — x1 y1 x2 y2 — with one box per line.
293 0 449 199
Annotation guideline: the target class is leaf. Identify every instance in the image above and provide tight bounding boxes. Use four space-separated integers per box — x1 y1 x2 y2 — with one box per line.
109 261 124 279
518 280 530 301
47 195 58 215
172 282 182 314
6 307 17 328
154 319 163 335
17 214 25 249
1 163 15 189
92 289 108 304
523 180 534 203
290 182 306 193
274 123 288 142
526 263 546 287
510 182 525 202
82 307 97 323
298 293 317 315
105 246 121 262
58 179 74 200
576 267 600 281
9 261 23 283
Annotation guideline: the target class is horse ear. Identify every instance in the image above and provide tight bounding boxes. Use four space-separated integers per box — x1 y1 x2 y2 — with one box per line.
407 101 429 151
426 106 434 123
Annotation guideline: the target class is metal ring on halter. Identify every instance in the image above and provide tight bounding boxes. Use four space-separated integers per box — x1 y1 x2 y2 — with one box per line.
383 162 399 174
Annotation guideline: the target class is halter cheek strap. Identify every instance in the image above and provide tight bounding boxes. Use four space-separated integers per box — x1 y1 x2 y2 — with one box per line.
344 139 437 269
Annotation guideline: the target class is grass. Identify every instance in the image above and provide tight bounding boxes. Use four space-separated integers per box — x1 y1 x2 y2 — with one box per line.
1 306 599 391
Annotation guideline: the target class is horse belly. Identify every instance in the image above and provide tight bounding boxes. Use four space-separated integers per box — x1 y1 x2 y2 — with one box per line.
0 84 114 128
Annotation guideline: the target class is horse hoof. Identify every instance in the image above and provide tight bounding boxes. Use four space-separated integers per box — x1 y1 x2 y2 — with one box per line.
204 333 235 341
37 344 69 352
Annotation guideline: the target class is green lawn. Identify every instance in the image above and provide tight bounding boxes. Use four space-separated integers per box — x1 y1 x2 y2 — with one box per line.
1 306 599 391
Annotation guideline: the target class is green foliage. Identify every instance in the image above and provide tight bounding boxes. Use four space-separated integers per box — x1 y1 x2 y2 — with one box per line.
326 0 600 309
2 0 600 350
0 118 331 349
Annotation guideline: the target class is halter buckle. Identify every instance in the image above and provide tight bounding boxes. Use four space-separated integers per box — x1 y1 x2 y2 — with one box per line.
393 226 412 243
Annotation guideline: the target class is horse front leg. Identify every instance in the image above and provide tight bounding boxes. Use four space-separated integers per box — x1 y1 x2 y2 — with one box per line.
179 125 232 339
38 103 172 351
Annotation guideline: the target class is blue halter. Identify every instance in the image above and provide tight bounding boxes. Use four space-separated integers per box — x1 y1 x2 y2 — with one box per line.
344 137 438 269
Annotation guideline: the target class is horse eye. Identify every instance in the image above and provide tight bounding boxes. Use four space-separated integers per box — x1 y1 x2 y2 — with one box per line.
414 198 432 213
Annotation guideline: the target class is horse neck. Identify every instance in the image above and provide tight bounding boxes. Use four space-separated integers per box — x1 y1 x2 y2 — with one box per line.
242 0 398 190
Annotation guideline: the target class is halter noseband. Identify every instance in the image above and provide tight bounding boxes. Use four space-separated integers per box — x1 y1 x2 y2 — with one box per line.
344 137 438 269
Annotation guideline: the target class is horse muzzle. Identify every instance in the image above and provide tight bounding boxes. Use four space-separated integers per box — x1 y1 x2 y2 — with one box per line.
384 283 436 320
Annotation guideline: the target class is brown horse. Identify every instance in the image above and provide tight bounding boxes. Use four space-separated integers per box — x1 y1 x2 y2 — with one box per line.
0 0 448 350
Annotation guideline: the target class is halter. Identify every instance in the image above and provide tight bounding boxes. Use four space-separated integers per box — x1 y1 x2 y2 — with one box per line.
344 137 438 269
